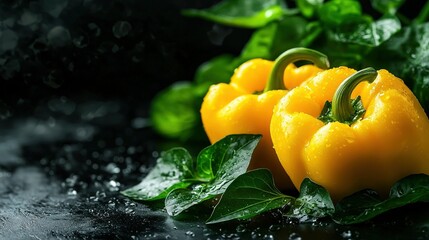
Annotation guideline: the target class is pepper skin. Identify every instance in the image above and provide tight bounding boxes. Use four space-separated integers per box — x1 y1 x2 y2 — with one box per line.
270 66 429 200
200 48 328 189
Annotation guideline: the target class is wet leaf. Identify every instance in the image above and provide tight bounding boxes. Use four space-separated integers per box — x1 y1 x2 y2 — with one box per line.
296 0 324 18
333 174 429 224
371 0 405 15
207 169 293 224
149 82 205 141
240 16 319 61
286 178 335 222
318 0 362 27
367 22 429 113
182 0 286 28
165 134 261 216
121 148 194 201
329 15 401 47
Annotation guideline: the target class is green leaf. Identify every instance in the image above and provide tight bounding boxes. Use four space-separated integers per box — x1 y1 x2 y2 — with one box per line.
182 0 286 28
149 81 205 141
367 22 429 113
194 54 236 86
165 134 262 216
297 0 324 18
240 16 321 61
121 148 195 201
206 169 293 224
333 174 429 224
371 0 405 15
329 15 401 47
286 178 335 222
318 0 362 27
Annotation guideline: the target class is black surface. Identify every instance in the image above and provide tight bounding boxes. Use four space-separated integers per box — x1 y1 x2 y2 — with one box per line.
1 1 429 239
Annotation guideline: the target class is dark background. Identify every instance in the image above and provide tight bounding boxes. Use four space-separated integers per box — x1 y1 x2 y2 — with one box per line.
0 0 421 120
0 0 253 120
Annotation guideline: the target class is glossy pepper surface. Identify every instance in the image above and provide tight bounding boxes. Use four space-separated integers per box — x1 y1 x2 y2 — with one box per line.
200 48 329 189
270 66 429 200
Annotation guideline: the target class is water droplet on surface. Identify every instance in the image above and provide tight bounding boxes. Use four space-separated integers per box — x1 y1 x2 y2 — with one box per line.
0 29 18 52
18 10 42 26
1 18 15 28
112 21 132 38
236 224 247 233
41 0 68 18
207 24 232 46
67 189 77 196
47 26 71 47
106 180 120 191
185 231 195 237
341 230 352 239
43 70 64 88
289 232 302 240
112 44 120 53
0 101 12 120
105 163 120 174
48 97 76 115
131 117 150 129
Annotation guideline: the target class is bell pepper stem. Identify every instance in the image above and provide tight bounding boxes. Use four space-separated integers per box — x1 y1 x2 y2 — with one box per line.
264 47 330 92
332 67 378 122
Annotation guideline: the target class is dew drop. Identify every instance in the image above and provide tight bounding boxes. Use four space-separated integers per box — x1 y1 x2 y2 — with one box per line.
47 26 71 47
341 230 352 239
185 231 195 237
289 232 302 240
0 29 18 52
88 22 101 36
18 10 41 26
67 189 77 196
112 21 132 38
0 101 12 120
41 0 68 18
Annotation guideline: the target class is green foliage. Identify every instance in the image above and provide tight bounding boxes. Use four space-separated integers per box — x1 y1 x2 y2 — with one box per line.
207 169 294 224
182 0 286 28
122 134 261 216
333 174 429 224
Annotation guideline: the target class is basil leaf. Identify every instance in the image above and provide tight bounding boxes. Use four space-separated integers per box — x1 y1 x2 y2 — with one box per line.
198 134 261 180
318 0 362 27
297 0 324 18
165 134 262 216
194 54 237 87
329 15 401 47
121 148 194 201
240 16 321 61
286 178 335 222
149 81 205 141
333 174 429 224
371 0 405 15
206 169 293 224
182 0 286 28
367 22 429 113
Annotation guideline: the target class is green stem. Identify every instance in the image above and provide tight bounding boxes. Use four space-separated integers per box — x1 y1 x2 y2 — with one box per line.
332 67 378 122
263 47 330 92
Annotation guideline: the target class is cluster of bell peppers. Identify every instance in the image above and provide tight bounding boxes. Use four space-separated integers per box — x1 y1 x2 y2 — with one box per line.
200 47 429 201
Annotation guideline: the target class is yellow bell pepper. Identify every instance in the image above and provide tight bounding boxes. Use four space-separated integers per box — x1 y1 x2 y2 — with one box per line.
270 66 429 200
200 48 329 189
